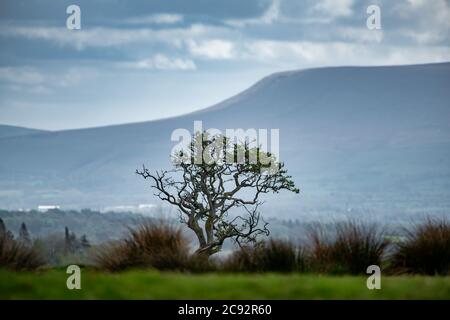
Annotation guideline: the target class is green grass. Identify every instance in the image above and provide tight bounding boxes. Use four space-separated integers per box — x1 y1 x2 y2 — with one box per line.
0 269 449 299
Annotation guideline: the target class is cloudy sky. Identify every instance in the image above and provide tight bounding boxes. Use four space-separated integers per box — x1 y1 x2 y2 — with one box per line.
0 0 449 130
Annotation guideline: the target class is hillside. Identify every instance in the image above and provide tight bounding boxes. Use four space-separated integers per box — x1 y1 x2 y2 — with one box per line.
0 124 47 139
0 63 449 221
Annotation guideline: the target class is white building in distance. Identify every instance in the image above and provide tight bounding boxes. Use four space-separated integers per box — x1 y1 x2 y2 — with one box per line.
37 205 60 212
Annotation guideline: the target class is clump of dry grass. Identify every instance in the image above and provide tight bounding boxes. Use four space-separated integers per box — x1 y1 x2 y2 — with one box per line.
93 221 190 272
307 221 389 274
223 239 305 273
0 233 45 271
390 218 450 275
92 218 449 276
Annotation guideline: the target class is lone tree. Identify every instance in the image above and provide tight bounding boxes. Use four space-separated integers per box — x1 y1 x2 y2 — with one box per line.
80 234 91 249
18 222 31 246
137 132 299 256
0 218 13 240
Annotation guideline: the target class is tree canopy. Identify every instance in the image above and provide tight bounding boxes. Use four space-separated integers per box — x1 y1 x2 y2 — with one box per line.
137 132 299 256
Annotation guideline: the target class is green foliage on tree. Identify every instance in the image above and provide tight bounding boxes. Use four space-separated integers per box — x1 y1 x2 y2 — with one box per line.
137 132 299 256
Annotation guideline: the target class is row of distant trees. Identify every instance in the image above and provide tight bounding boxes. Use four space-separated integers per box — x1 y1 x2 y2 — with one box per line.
64 226 90 253
0 217 91 255
0 218 29 244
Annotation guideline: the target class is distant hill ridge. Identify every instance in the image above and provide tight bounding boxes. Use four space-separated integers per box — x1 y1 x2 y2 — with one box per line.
0 124 48 139
0 62 449 221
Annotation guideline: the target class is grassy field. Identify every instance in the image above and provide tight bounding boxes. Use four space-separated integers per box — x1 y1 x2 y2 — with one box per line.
1 269 449 299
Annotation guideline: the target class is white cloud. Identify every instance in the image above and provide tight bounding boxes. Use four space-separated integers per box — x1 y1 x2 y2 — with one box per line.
243 40 355 64
123 14 183 25
0 24 225 50
186 39 236 59
391 0 450 45
225 0 356 27
125 54 196 70
0 66 97 94
336 26 383 43
0 1 448 69
299 0 355 24
0 67 45 85
312 0 354 18
226 0 281 27
234 40 450 68
398 29 447 45
0 23 240 63
406 0 429 8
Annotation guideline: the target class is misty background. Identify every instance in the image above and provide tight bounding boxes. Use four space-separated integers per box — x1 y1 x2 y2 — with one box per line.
1 0 449 129
0 1 449 241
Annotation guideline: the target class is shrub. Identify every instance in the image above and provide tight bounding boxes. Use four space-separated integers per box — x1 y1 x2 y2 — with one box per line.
0 233 45 271
390 218 450 275
307 221 389 274
184 254 217 273
93 221 190 272
223 239 304 273
91 241 134 272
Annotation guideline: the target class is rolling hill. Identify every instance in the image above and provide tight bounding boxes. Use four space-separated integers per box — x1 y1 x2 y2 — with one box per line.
0 124 47 139
1 62 449 221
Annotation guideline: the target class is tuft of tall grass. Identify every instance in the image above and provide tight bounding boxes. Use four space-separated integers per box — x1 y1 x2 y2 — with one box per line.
91 218 449 275
390 218 450 275
0 233 45 271
93 221 191 272
223 239 306 273
307 221 389 275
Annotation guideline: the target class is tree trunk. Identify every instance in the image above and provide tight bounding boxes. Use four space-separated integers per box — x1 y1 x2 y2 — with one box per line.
194 242 222 257
187 216 206 248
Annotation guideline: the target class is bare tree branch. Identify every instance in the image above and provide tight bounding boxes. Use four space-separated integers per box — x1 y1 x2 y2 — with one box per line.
136 132 299 256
